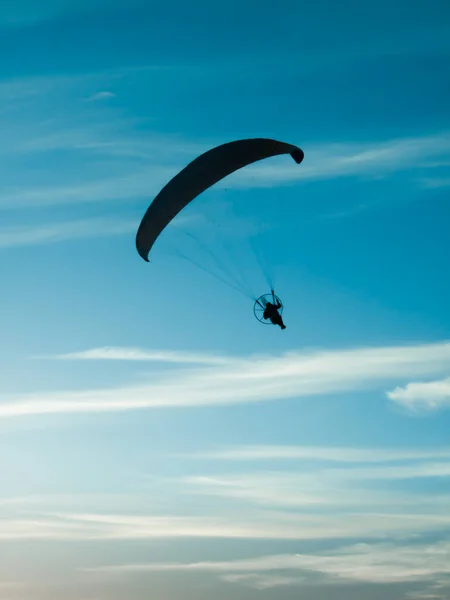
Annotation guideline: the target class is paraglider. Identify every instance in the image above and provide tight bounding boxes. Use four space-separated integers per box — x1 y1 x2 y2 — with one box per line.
264 296 286 329
253 291 286 329
136 138 304 327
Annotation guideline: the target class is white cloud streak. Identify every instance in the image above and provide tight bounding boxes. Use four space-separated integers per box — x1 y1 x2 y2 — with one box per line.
42 346 233 365
19 509 446 543
3 461 450 547
387 378 450 411
0 167 177 210
227 132 450 188
0 213 197 250
3 441 450 598
182 463 450 512
0 217 137 249
83 541 450 587
2 341 450 418
220 572 305 589
7 131 450 203
0 512 358 542
86 91 116 102
183 445 450 463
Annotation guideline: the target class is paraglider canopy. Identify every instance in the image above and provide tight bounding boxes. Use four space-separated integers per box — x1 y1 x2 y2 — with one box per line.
136 138 304 262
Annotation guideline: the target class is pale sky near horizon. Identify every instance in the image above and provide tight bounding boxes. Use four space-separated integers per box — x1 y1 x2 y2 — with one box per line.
1 1 450 599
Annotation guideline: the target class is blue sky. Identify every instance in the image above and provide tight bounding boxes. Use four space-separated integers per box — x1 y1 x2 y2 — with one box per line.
1 0 450 598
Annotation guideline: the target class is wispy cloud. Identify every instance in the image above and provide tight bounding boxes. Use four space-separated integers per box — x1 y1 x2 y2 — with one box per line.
86 91 116 102
3 441 450 598
0 213 198 251
1 129 445 217
183 466 450 512
2 71 450 213
41 346 233 364
83 541 450 587
182 445 450 463
2 341 450 418
27 508 447 543
0 0 142 28
9 131 450 200
420 177 450 188
387 378 450 412
167 444 450 552
220 572 305 589
1 68 449 237
227 132 450 188
3 496 450 550
3 450 450 556
0 217 136 249
0 167 177 210
0 511 369 542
